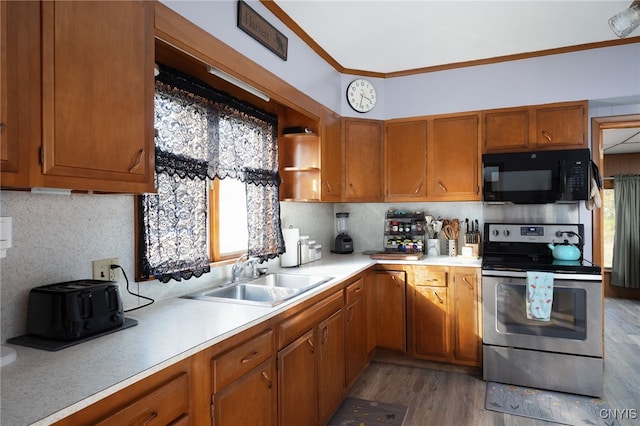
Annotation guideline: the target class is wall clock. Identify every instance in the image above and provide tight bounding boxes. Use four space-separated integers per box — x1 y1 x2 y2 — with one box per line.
346 78 377 113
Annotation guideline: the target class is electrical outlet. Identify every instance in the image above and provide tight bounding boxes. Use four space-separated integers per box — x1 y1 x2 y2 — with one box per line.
92 257 120 281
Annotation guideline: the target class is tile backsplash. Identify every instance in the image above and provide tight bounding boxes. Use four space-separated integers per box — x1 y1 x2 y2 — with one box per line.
0 191 481 341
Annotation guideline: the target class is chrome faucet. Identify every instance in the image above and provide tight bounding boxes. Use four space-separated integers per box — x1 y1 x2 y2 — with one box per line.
231 254 261 282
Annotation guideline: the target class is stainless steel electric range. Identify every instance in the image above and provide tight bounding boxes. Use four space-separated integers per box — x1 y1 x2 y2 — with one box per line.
481 222 604 397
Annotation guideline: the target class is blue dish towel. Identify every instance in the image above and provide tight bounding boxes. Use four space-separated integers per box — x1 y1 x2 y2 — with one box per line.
526 271 554 321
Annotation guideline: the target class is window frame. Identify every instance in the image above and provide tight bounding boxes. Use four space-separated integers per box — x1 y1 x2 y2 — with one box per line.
602 179 615 271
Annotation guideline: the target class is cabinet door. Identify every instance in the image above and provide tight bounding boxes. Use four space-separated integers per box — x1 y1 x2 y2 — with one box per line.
343 119 383 201
345 279 367 388
214 359 275 426
483 108 530 152
278 330 317 426
428 114 480 200
384 120 428 201
374 270 406 352
318 309 345 423
39 1 154 193
54 358 193 426
365 271 377 354
451 269 481 365
320 108 343 201
0 1 39 188
533 102 587 149
413 286 449 361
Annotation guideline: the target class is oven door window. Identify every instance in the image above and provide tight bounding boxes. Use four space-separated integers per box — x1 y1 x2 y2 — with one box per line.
496 283 587 340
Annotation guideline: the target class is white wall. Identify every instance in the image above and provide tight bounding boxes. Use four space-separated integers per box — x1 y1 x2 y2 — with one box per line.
163 2 640 120
2 1 639 342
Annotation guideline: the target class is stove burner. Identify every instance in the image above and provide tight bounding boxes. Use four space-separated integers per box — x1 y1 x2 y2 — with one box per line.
482 222 601 275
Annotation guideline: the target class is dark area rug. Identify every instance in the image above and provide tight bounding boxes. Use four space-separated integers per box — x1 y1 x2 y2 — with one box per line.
327 397 408 426
485 382 620 426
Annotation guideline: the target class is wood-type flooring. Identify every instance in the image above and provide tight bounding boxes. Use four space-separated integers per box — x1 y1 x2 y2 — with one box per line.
346 298 640 426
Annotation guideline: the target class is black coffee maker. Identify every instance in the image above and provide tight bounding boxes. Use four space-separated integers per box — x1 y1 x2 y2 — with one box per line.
333 212 353 254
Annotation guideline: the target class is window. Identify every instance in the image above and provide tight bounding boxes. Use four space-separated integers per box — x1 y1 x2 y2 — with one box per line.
137 65 284 283
210 178 248 261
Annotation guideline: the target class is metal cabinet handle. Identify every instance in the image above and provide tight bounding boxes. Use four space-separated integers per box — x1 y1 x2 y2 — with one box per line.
261 371 272 388
129 149 144 173
438 181 448 193
462 276 474 290
324 180 332 192
322 326 329 344
391 275 403 287
306 338 315 353
349 182 358 195
414 181 424 194
141 411 158 426
434 291 444 304
541 130 553 143
241 351 258 364
347 306 354 323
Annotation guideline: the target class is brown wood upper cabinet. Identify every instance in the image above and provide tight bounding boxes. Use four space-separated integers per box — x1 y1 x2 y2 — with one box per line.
427 113 481 200
343 118 383 201
384 120 428 201
0 1 39 189
320 108 343 201
483 100 588 153
279 107 342 202
2 1 155 193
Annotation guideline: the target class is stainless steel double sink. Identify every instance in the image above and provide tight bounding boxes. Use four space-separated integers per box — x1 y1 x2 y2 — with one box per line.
182 273 333 307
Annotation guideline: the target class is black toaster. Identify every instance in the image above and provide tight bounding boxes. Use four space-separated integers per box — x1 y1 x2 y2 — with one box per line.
26 280 125 341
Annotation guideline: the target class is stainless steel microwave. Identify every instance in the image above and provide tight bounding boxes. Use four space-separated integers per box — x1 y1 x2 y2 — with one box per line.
482 148 591 204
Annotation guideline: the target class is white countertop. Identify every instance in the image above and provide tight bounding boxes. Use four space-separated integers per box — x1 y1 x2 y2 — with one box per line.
0 253 479 426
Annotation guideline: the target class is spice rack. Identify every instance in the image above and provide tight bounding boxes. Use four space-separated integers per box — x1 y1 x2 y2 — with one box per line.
383 211 425 253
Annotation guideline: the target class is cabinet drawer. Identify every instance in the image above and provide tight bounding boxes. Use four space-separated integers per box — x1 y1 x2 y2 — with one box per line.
213 330 273 392
345 277 365 305
277 291 343 349
95 373 189 426
413 268 447 287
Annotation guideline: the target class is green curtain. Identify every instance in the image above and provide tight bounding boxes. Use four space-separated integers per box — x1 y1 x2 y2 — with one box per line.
611 174 640 288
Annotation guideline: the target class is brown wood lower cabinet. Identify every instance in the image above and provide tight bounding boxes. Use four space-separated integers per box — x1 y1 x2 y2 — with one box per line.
345 277 368 388
53 358 193 426
372 269 407 352
277 290 345 426
211 330 275 425
318 309 345 422
213 359 275 426
53 266 480 426
407 266 481 366
450 268 481 365
278 329 317 426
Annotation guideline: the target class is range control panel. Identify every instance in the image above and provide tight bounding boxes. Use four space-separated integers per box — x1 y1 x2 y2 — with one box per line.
486 223 581 244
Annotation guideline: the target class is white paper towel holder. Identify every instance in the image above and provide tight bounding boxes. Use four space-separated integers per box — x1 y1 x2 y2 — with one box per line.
280 226 301 268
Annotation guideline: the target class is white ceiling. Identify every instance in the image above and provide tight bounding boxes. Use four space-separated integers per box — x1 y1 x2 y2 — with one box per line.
273 0 637 74
603 127 640 154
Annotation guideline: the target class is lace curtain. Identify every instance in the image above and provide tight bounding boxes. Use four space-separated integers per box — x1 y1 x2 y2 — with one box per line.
139 65 284 283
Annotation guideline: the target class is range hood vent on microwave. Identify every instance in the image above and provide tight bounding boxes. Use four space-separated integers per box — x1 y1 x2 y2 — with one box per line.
482 149 591 204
